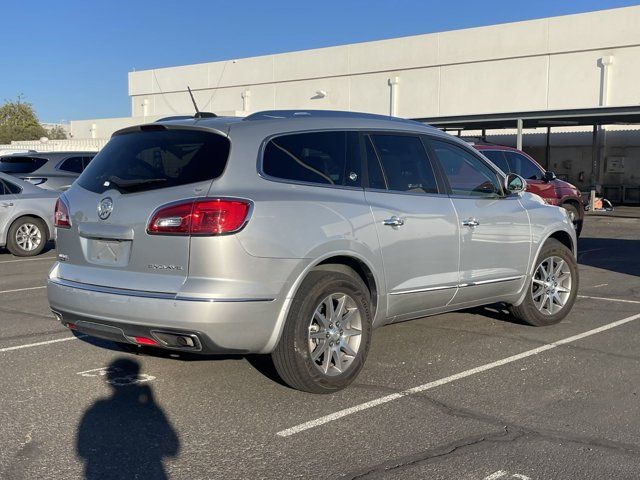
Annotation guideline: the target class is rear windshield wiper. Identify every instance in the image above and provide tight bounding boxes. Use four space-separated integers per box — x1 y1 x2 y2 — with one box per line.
105 176 167 191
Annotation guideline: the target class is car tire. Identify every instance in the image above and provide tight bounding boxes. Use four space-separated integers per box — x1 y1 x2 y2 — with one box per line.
6 217 48 257
509 239 578 327
561 203 582 237
272 266 372 394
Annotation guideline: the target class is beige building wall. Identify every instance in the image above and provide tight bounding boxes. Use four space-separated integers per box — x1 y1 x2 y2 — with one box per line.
120 6 640 121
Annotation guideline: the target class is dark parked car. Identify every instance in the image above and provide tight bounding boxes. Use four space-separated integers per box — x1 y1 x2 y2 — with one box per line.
0 152 96 192
472 143 584 236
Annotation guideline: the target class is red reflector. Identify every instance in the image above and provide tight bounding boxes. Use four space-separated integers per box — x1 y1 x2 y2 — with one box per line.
66 322 77 330
134 336 158 346
54 198 71 229
147 199 250 236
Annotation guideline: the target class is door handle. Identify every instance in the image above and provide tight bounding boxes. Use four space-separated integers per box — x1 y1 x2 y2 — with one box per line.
383 216 405 227
462 218 480 228
0 202 13 208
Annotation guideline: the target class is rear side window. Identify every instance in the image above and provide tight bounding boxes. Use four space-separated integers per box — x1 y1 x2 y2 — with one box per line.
77 129 230 194
368 134 438 194
262 131 361 187
504 151 543 180
59 156 84 174
3 179 22 194
481 150 510 174
0 156 47 174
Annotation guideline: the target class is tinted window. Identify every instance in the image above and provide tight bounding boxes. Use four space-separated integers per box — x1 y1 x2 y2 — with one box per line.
430 140 502 197
365 136 386 189
0 156 47 174
369 134 438 193
263 131 361 187
78 129 230 194
504 151 543 180
3 179 22 194
481 150 510 174
59 156 84 174
82 156 95 169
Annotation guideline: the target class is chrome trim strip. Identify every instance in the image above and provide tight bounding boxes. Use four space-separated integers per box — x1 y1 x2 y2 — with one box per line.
459 276 524 287
48 278 274 303
389 285 457 296
389 276 524 295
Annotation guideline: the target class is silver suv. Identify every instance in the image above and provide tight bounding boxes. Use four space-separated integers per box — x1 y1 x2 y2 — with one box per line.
47 110 578 393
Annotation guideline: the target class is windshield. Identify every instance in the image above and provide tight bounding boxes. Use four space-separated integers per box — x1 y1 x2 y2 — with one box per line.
77 129 231 194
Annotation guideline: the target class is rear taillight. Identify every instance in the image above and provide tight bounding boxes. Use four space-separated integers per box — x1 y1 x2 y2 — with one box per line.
54 198 71 229
147 199 251 236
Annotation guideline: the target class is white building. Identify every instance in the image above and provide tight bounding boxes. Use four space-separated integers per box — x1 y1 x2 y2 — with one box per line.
68 6 640 202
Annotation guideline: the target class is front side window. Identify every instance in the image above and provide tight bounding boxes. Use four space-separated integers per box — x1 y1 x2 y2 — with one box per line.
77 129 230 194
430 140 503 197
481 150 510 174
59 156 84 174
505 151 543 180
368 134 438 194
0 156 47 174
263 131 361 187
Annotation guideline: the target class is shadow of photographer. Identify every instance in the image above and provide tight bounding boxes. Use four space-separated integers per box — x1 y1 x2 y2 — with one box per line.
76 358 180 479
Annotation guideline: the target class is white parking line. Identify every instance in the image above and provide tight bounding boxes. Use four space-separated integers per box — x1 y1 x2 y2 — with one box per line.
0 256 56 265
0 286 46 295
578 295 640 305
277 312 640 437
0 335 82 353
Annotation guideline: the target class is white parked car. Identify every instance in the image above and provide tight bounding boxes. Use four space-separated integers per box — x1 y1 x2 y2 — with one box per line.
0 172 57 256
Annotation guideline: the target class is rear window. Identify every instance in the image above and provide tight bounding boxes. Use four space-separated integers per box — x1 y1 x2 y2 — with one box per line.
0 156 47 174
77 129 230 194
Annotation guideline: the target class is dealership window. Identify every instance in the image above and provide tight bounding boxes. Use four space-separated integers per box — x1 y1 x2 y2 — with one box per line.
367 134 438 194
263 131 361 187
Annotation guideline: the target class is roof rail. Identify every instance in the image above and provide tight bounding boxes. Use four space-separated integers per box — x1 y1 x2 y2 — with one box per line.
243 109 426 126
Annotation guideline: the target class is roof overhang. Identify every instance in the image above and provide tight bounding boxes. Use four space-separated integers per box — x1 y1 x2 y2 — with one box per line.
414 106 640 130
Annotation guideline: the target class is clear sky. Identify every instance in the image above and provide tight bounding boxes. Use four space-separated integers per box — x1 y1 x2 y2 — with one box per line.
1 0 638 123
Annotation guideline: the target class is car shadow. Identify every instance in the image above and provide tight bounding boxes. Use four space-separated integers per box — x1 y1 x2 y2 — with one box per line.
76 334 290 388
461 303 530 326
577 237 639 277
76 357 180 480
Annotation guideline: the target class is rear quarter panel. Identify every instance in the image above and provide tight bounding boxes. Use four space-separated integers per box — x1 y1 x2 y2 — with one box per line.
1 194 57 244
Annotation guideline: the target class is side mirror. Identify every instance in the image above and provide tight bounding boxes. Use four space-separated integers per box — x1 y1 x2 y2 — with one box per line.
543 171 557 182
505 173 527 194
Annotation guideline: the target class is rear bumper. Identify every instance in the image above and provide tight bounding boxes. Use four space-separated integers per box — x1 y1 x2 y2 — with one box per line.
47 277 284 354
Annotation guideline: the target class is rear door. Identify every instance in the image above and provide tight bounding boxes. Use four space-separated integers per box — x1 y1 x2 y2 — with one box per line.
0 179 17 236
364 133 459 321
56 126 230 293
427 138 531 305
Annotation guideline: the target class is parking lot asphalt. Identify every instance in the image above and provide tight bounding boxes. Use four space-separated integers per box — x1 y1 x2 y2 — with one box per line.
0 214 639 480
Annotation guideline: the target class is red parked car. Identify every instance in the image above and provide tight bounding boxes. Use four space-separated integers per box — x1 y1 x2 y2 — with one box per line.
472 143 584 236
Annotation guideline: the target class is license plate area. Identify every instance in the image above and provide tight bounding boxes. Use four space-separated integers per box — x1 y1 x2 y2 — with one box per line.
82 237 132 267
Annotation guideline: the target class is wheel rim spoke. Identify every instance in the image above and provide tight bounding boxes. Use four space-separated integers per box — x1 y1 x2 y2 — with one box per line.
308 292 362 377
531 255 572 316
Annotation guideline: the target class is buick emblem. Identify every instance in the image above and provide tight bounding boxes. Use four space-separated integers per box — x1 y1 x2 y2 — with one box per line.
97 197 114 220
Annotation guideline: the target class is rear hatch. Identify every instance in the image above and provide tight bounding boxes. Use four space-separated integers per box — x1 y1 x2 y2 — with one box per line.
55 125 230 293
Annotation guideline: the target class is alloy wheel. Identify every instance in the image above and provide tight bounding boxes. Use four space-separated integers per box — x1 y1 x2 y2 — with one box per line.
531 255 572 316
15 223 42 252
308 293 362 376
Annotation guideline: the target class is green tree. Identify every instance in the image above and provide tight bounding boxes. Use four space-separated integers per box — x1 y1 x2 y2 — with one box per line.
0 95 48 144
47 125 68 140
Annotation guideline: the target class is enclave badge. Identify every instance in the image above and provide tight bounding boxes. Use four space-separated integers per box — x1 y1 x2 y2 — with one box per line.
98 197 113 220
